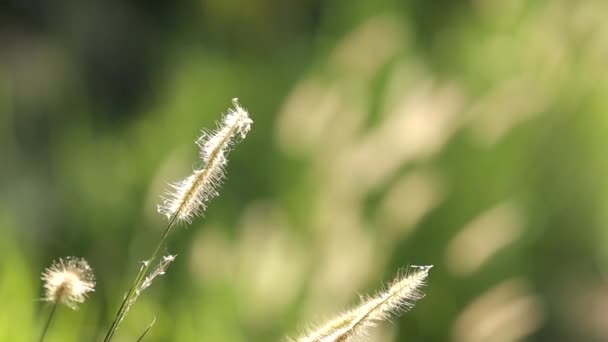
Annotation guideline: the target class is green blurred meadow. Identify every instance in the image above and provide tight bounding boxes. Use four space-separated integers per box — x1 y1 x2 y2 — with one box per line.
2 0 608 341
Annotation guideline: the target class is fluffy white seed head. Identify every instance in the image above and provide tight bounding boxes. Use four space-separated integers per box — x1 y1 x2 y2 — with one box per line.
295 265 432 342
41 257 95 309
158 98 253 223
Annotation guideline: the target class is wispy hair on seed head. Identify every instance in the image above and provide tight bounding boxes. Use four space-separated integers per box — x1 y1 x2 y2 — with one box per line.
158 98 253 223
292 265 432 342
41 256 96 310
104 100 252 342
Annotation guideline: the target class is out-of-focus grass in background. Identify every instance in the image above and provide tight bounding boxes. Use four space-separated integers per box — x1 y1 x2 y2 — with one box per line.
1 0 608 341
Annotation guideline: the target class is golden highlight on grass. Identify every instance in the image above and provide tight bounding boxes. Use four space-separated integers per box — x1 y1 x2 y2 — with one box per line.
158 98 253 223
103 99 253 342
293 265 432 342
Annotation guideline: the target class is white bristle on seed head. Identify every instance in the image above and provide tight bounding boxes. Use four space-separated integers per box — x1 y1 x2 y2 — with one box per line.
294 265 431 342
158 99 252 223
41 257 95 309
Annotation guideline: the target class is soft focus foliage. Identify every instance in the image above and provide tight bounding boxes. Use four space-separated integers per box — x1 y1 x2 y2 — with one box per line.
1 0 608 341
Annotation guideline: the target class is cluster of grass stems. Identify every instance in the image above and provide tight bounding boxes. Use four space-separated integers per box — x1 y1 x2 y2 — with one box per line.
37 99 431 342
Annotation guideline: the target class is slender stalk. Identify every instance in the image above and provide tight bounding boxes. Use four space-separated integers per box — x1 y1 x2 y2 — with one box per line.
135 317 157 342
103 214 177 342
38 303 58 342
103 100 252 341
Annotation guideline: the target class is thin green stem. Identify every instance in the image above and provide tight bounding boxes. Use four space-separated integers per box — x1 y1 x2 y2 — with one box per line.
103 214 177 342
38 303 58 342
135 317 156 342
103 104 248 341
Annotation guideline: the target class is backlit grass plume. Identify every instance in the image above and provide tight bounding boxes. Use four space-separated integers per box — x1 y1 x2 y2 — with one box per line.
103 99 252 342
39 257 95 342
293 265 432 342
158 98 253 223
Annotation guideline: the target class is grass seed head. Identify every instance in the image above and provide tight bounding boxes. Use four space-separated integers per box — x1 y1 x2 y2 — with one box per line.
41 257 95 309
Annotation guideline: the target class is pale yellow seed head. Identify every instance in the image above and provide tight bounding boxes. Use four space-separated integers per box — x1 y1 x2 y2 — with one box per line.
158 98 253 223
41 257 95 309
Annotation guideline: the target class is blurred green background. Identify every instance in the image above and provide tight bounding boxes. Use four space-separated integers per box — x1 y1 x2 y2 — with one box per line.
1 0 608 341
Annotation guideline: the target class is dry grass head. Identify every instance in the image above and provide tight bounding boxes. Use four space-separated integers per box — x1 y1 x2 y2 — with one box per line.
158 98 253 224
41 256 95 309
293 265 432 342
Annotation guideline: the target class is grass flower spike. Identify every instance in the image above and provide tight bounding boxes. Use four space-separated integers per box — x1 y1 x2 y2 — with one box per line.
104 99 253 342
39 257 95 342
158 98 253 223
294 265 432 342
42 256 96 309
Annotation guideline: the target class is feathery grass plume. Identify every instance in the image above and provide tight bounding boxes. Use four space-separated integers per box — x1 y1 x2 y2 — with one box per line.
104 99 252 342
41 256 96 309
158 98 253 223
39 257 95 342
294 265 432 342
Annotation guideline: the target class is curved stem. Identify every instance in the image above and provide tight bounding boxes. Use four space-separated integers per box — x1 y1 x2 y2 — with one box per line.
135 317 156 342
38 303 58 342
103 215 177 342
